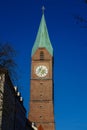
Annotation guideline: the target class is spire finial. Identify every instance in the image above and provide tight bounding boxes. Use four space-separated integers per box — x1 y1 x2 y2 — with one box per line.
42 6 45 14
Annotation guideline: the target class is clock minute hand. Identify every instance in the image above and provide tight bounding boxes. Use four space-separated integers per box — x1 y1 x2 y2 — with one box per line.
38 67 42 73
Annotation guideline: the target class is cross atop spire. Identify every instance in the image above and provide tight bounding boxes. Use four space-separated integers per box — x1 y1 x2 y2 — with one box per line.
42 6 45 14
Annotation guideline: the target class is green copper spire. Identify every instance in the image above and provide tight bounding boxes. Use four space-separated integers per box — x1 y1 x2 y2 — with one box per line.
32 13 53 56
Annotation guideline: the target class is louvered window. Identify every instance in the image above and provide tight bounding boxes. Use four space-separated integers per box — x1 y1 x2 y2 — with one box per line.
40 51 44 60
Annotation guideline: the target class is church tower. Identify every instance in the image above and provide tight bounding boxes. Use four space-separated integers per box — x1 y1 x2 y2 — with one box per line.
28 11 55 130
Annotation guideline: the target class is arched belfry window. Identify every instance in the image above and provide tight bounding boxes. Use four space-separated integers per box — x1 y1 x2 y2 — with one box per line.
40 51 44 60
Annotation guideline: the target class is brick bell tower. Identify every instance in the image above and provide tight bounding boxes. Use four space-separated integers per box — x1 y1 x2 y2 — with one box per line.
28 10 55 130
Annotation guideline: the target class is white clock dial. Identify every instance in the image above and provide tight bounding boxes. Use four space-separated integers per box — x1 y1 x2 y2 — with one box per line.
35 65 48 77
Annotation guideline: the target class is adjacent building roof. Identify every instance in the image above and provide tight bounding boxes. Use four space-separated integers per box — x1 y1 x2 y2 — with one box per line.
32 14 53 56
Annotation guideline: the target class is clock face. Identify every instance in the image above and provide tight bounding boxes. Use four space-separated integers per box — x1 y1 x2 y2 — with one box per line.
35 65 48 77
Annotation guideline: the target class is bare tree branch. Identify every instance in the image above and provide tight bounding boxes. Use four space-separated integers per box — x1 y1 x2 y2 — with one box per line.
0 43 17 84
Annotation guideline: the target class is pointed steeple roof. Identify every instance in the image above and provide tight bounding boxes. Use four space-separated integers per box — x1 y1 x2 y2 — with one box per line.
32 13 53 56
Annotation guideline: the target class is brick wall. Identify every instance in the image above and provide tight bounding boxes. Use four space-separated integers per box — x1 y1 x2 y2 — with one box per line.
29 48 55 130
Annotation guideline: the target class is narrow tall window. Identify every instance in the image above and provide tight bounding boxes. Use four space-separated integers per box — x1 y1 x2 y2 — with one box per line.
40 51 44 60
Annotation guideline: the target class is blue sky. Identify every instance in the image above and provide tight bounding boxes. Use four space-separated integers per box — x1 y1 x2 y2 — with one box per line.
0 0 87 130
